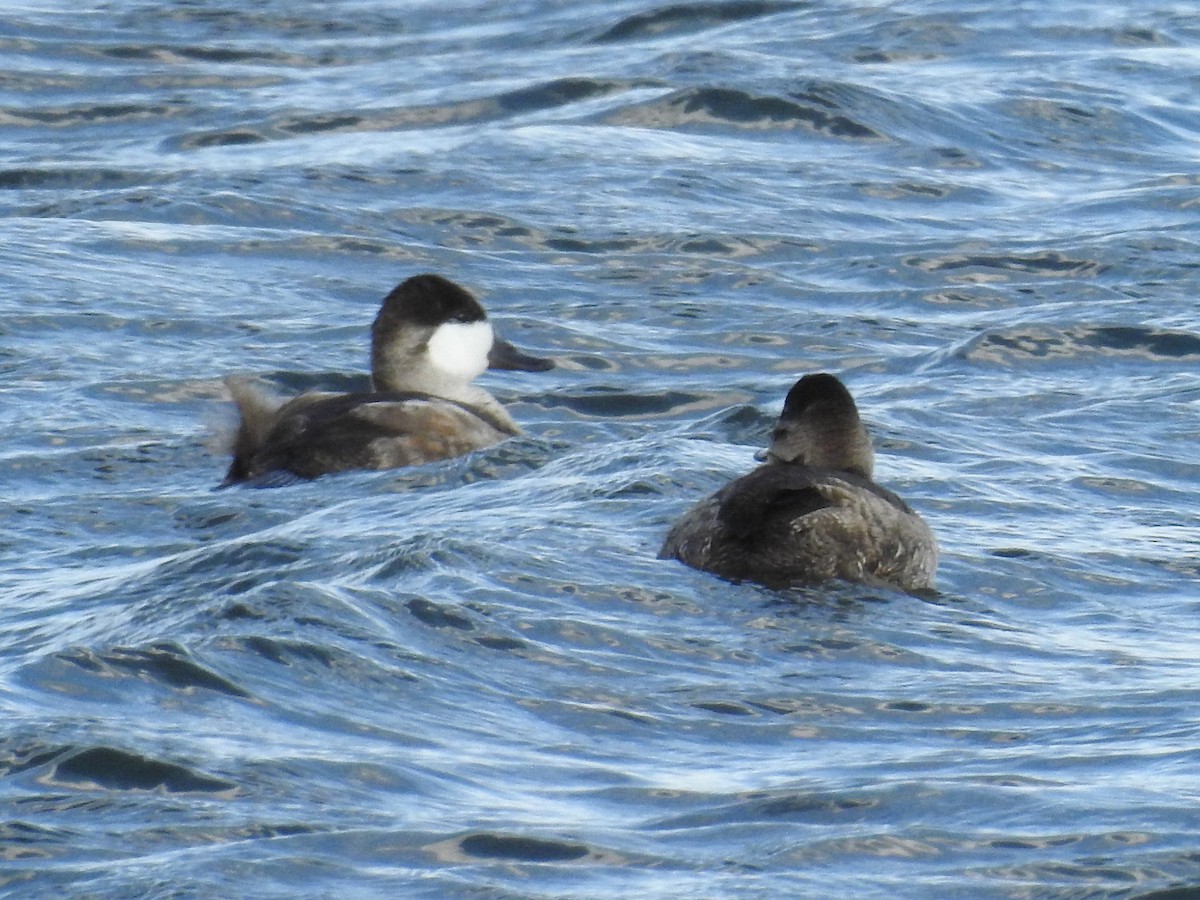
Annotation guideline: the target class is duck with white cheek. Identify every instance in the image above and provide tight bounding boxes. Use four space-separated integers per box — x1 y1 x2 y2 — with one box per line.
660 373 937 593
223 274 553 485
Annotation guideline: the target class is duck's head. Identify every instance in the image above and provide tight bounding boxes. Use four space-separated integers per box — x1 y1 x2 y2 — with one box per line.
760 373 874 477
370 274 553 393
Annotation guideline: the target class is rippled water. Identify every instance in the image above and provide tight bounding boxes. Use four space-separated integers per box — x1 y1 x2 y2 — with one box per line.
3 1 1200 896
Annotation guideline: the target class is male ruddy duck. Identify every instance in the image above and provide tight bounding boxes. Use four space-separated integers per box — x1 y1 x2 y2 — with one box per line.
659 373 937 592
223 274 553 485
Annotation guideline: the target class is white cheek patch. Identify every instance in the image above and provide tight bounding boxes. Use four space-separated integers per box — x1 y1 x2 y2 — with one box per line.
426 320 493 381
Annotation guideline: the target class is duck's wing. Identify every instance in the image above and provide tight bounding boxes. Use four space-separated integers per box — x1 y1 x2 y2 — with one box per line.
659 466 832 567
716 466 837 542
721 465 936 590
718 465 919 537
241 392 506 481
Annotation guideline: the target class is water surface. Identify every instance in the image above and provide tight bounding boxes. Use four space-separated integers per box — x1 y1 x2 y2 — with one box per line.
2 1 1200 896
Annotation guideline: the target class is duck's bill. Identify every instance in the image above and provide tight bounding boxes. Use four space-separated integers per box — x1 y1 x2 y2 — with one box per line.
488 337 554 372
755 447 798 464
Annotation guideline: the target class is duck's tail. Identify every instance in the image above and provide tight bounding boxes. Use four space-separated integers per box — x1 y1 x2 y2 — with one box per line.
220 376 283 485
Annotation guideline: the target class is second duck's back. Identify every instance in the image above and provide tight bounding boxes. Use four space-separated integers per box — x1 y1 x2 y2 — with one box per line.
660 373 937 592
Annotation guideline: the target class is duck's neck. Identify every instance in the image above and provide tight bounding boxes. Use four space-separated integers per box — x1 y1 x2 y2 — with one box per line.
457 385 522 436
371 343 416 394
372 363 521 436
769 415 875 478
816 423 875 478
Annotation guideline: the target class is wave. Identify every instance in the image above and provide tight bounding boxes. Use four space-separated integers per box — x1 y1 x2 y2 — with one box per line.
954 324 1200 365
47 746 236 794
169 76 637 150
606 85 883 139
593 0 808 43
907 250 1107 278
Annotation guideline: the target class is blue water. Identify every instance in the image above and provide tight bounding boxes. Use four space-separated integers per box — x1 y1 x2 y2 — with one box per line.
3 0 1199 896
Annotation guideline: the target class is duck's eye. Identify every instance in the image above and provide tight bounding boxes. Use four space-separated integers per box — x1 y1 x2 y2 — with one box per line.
772 427 787 442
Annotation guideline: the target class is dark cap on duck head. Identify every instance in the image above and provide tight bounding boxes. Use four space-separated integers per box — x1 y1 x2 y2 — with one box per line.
781 373 858 420
764 372 874 477
374 274 487 332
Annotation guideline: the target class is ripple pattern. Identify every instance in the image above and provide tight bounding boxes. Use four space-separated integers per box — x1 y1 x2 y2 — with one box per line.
2 0 1200 897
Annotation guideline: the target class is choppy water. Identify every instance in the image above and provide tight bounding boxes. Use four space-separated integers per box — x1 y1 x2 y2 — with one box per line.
3 1 1200 896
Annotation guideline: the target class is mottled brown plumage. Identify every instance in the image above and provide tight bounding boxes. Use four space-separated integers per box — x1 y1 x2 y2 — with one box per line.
223 274 552 485
660 374 937 592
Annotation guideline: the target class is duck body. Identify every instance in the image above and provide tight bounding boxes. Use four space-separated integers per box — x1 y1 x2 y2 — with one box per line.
660 373 937 592
223 387 518 483
223 274 552 485
660 463 936 591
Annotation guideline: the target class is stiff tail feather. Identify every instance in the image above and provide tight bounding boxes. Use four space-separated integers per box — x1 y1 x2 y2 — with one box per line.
220 376 283 485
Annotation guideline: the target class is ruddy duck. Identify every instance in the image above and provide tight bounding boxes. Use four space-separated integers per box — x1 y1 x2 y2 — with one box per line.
223 274 553 484
659 373 937 592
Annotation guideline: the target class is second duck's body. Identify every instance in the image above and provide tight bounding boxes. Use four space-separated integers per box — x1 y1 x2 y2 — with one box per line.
224 274 552 484
660 373 937 592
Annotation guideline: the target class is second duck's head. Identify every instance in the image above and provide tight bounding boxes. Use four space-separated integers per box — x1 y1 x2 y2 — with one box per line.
761 373 875 477
370 274 553 393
